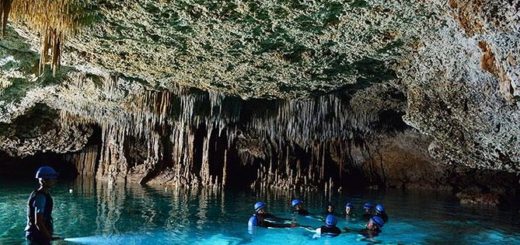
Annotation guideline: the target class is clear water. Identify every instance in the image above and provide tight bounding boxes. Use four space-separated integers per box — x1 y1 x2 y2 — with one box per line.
1 178 519 245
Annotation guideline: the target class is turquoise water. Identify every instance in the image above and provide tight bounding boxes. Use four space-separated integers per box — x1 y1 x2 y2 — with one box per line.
1 178 519 244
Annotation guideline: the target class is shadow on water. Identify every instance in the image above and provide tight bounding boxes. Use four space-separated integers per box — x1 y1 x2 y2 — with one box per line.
1 178 520 244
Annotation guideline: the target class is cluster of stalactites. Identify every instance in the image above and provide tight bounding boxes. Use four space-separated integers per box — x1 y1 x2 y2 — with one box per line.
135 90 363 153
248 139 355 191
58 80 378 151
1 0 92 76
0 0 11 36
66 87 385 188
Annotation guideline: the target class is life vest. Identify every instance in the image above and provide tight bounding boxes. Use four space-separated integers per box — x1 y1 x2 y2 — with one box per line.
25 189 53 235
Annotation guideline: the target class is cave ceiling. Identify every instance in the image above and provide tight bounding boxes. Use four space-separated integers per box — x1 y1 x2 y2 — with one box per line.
2 0 437 99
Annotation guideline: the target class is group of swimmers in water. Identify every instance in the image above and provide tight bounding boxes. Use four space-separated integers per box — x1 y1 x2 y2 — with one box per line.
25 165 388 244
248 199 388 239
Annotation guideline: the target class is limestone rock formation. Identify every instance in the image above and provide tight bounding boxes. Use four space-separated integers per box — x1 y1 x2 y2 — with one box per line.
401 0 520 173
0 104 92 157
61 0 427 98
0 0 518 193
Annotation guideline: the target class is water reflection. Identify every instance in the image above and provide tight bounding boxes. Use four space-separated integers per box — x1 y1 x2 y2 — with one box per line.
70 179 228 237
54 181 520 244
72 177 96 196
95 181 125 235
1 178 519 244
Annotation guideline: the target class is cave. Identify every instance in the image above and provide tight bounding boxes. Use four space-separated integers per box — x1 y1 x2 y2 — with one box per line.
0 0 519 243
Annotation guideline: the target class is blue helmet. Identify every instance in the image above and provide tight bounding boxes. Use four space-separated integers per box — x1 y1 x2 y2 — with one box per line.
375 204 385 213
325 215 337 227
35 166 58 179
254 202 266 212
363 202 373 209
345 202 353 208
371 216 385 228
291 199 303 207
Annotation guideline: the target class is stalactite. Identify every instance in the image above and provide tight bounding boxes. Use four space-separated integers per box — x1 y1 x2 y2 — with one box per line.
0 0 11 36
9 0 94 75
97 124 129 185
200 126 211 186
57 83 392 189
64 144 99 177
222 149 228 188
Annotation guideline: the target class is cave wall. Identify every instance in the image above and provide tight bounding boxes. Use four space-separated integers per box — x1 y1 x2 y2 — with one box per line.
400 0 520 173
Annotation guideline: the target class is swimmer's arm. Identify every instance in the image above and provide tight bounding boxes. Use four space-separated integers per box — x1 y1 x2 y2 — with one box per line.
266 222 295 228
306 215 324 221
264 214 291 223
307 227 320 233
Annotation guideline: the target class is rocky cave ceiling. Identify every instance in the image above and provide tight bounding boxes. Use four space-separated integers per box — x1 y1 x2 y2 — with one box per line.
0 0 438 99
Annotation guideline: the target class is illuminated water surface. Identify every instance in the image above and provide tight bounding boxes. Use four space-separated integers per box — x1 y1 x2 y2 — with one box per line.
1 178 519 244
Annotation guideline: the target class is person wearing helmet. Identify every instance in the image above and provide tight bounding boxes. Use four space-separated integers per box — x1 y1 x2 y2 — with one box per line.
25 166 61 245
343 202 356 221
248 201 294 231
313 214 341 238
314 202 337 223
344 215 384 239
362 202 373 221
291 199 310 216
323 203 336 216
344 202 354 216
374 204 388 223
366 215 384 231
359 215 385 238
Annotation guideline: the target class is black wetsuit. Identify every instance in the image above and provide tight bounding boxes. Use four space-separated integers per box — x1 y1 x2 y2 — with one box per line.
25 189 54 245
294 208 310 216
320 225 341 237
250 213 292 228
344 213 355 221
